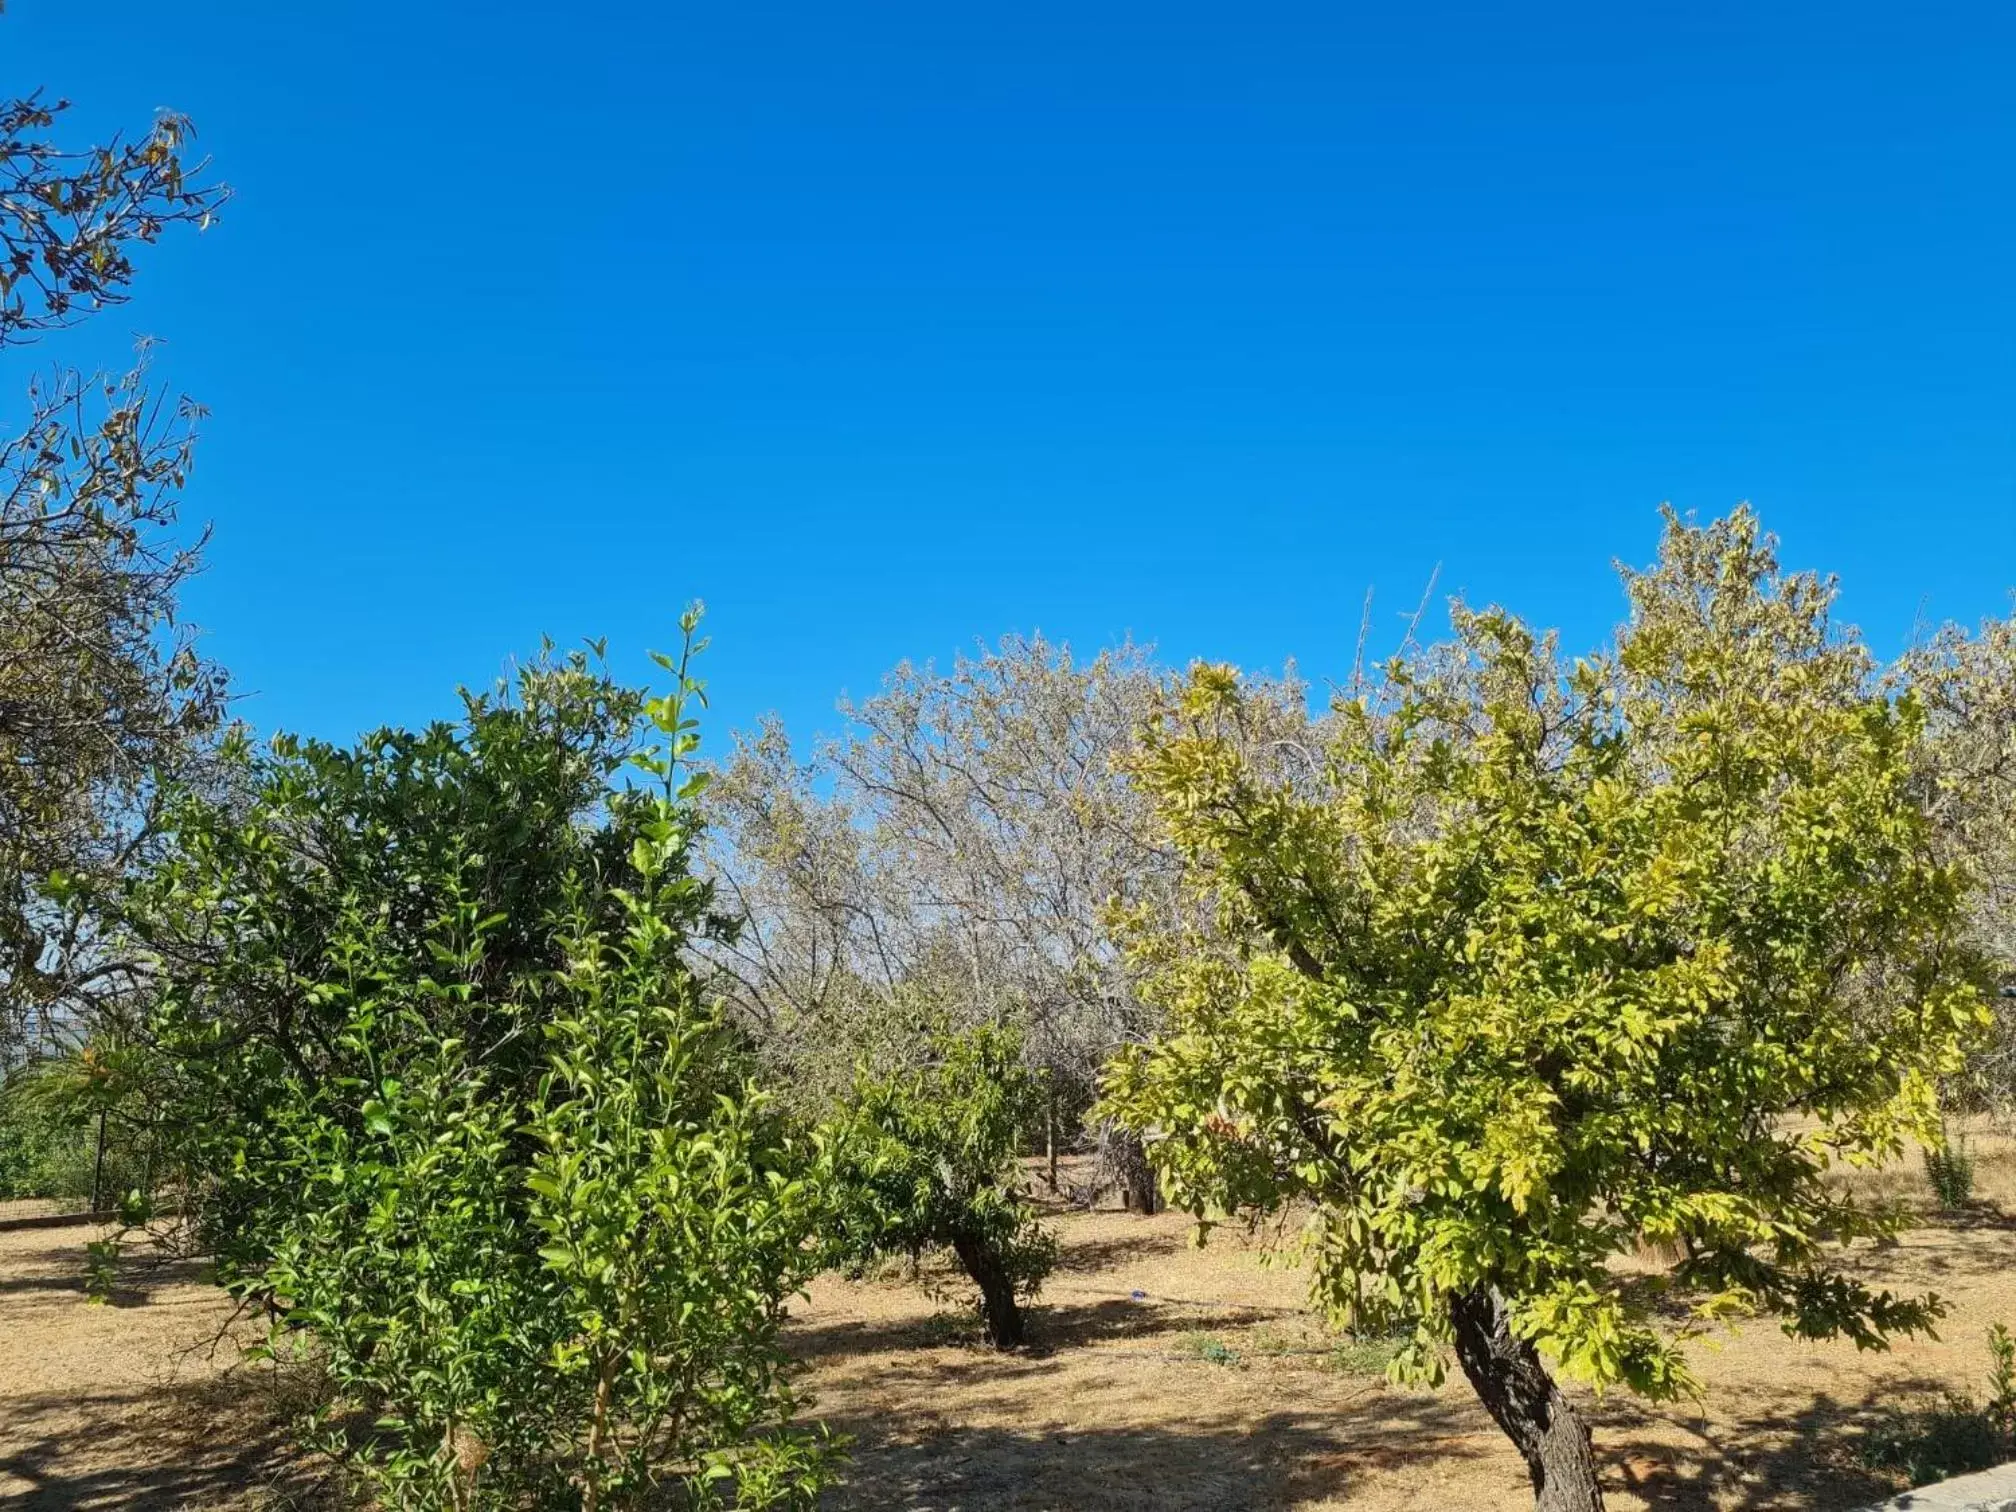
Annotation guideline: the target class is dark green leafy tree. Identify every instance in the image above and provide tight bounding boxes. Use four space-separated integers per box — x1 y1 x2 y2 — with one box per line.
824 1022 1056 1347
1105 511 1989 1511
522 624 836 1509
134 618 836 1508
132 648 644 1283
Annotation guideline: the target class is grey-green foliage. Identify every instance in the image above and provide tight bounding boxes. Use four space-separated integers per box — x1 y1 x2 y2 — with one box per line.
137 618 837 1509
0 61 230 1069
701 635 1311 1140
1902 613 2016 1106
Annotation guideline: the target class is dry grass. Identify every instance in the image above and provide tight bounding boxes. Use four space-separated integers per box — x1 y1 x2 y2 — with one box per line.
6 1129 2016 1509
0 1223 326 1510
787 1135 2016 1510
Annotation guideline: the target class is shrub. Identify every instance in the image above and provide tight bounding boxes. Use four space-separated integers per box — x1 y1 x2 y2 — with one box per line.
1925 1131 1977 1211
522 891 836 1506
824 1023 1056 1347
0 1045 169 1207
140 615 837 1509
0 1069 83 1199
1174 1332 1241 1366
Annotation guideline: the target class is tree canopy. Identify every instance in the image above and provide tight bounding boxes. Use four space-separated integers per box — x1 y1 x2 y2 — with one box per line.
0 60 227 1064
1105 509 1991 1510
128 626 835 1508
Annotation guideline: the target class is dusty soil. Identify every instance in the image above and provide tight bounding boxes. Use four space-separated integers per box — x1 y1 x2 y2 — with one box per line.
793 1139 2016 1511
4 1131 2015 1510
0 1223 315 1510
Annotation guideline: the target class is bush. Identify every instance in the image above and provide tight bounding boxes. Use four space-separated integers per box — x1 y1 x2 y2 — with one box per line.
0 1072 84 1199
1925 1132 1977 1211
140 618 838 1509
824 1023 1056 1347
0 1046 167 1207
1173 1332 1241 1366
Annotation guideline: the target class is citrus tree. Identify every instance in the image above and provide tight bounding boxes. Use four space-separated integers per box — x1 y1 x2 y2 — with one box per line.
133 617 836 1508
1105 511 1989 1511
824 1022 1056 1347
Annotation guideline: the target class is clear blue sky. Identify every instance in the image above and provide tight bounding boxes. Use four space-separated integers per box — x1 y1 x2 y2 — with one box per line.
11 1 2014 748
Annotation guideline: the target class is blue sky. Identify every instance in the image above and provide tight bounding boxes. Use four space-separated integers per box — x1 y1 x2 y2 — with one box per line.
10 1 2013 749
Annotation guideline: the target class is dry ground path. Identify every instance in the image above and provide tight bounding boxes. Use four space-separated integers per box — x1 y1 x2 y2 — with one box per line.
5 1142 2016 1510
0 1218 311 1509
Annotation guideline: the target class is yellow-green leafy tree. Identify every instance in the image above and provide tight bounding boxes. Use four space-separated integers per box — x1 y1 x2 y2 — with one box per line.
1105 510 1990 1511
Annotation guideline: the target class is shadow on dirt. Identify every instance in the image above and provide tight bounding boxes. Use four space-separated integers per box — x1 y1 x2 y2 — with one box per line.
1594 1374 1951 1512
0 1373 330 1511
816 1402 1505 1511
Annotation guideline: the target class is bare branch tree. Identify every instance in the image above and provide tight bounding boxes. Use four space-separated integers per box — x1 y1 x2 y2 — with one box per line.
702 635 1313 1205
1900 611 2016 1101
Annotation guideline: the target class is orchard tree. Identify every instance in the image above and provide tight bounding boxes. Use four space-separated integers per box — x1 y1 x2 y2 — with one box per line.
128 646 650 1283
822 1022 1056 1347
705 640 1173 1107
1901 613 2016 1101
133 624 837 1508
705 635 1307 1207
1105 510 1989 1511
0 49 229 1063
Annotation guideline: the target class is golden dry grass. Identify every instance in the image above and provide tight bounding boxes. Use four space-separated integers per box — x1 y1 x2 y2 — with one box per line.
4 1127 2015 1509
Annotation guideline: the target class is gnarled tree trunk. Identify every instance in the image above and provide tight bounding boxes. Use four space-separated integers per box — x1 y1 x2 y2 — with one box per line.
1099 1123 1160 1215
1448 1283 1604 1512
951 1233 1026 1348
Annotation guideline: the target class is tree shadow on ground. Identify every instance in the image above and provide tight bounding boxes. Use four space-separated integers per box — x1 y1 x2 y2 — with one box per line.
797 1300 1975 1512
816 1400 1503 1511
0 1373 331 1511
788 1293 1295 1363
1859 1213 2016 1282
808 1374 1948 1511
1035 1291 1302 1350
0 1243 212 1310
1046 1228 1188 1275
1594 1372 1957 1511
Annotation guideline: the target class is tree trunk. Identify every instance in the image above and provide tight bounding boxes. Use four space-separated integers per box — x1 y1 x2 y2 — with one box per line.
579 1350 617 1512
951 1233 1025 1348
1448 1283 1605 1512
1044 1088 1060 1194
1100 1124 1159 1215
89 1107 108 1215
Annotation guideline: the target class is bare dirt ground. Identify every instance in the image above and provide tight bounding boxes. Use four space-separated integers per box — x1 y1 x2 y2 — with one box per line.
4 1130 2015 1510
793 1138 2016 1511
0 1223 315 1510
